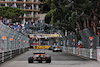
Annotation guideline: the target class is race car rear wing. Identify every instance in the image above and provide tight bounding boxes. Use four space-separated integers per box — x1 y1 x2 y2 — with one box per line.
33 52 45 54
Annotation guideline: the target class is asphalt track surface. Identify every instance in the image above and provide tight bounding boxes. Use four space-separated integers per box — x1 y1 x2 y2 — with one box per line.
0 49 100 67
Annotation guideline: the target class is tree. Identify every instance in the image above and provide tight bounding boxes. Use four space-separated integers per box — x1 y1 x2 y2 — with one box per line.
0 6 25 22
70 0 100 34
45 0 75 35
89 0 100 35
45 0 100 35
45 9 56 24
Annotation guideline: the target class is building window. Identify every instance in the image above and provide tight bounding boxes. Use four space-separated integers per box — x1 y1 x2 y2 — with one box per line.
17 0 23 1
0 0 5 1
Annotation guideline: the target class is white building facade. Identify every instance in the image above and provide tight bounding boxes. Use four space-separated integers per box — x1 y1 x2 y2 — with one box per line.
0 0 40 24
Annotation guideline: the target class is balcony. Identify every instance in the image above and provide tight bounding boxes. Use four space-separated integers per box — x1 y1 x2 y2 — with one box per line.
19 14 38 19
26 0 32 2
0 0 5 1
17 0 23 1
26 14 32 17
7 0 15 2
24 8 40 12
19 17 38 19
16 6 40 12
0 0 40 4
35 15 39 18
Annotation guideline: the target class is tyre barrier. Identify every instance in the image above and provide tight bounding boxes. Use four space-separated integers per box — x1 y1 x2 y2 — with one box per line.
0 48 28 64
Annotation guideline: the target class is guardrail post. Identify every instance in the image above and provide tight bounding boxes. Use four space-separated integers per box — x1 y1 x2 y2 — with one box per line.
73 47 75 54
97 47 100 62
10 50 12 59
90 48 93 58
63 40 66 51
23 48 25 52
2 51 4 62
89 37 93 59
72 39 75 54
19 40 21 54
19 48 21 54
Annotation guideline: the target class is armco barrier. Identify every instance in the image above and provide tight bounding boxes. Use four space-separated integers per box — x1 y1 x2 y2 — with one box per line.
60 30 99 60
0 22 29 63
63 46 95 59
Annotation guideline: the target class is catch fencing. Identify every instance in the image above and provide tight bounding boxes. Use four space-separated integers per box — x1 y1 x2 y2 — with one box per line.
59 27 99 60
0 22 29 63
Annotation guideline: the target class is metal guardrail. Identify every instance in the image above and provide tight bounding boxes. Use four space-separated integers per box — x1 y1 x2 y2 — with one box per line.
59 28 99 60
0 22 29 63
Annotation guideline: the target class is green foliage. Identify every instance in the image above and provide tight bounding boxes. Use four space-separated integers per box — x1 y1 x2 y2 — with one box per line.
50 3 56 9
45 0 100 35
0 6 25 19
45 9 55 24
71 12 77 17
45 0 51 7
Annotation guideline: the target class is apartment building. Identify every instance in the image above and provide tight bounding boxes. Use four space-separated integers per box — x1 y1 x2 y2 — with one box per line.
0 0 40 23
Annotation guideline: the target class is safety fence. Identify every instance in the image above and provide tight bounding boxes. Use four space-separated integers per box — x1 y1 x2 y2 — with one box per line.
0 22 29 63
62 47 97 59
59 27 99 60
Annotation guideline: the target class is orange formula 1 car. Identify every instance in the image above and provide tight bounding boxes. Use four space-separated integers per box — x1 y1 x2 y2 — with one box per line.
28 52 51 63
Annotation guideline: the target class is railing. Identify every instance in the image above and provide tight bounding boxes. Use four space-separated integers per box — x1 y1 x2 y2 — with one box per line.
0 0 40 3
6 0 15 2
26 14 32 17
0 0 5 1
19 14 39 18
17 6 39 10
26 0 32 2
59 28 99 60
35 15 39 18
0 22 29 63
17 0 23 1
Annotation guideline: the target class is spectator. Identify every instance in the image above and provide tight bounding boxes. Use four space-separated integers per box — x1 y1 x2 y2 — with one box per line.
25 21 28 25
29 21 31 24
78 40 82 46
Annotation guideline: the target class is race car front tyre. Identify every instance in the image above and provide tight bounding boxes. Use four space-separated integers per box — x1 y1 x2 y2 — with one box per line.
46 57 51 63
28 57 33 63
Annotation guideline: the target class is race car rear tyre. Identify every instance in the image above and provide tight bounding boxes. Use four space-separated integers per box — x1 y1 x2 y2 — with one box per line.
28 57 33 63
46 57 51 63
